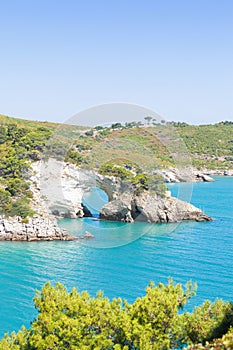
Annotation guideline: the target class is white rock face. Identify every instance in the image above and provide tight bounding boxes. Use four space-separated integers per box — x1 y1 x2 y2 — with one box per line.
0 215 74 241
0 160 78 241
156 167 195 183
33 160 86 218
36 159 124 218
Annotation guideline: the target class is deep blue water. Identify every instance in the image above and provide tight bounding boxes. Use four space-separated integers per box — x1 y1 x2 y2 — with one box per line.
0 176 232 337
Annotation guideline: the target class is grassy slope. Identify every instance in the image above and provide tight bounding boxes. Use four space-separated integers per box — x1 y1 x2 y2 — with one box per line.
176 123 233 170
0 114 232 172
0 114 59 130
78 122 233 171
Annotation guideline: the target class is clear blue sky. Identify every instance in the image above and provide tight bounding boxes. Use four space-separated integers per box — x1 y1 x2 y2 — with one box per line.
0 0 232 124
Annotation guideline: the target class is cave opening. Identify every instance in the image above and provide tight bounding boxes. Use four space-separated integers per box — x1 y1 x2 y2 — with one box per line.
81 187 108 218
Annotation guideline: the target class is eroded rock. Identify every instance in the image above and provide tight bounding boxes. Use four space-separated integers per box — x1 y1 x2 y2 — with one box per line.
0 215 76 241
100 192 212 223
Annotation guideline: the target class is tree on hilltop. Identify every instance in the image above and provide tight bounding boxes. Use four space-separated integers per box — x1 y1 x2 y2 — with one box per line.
144 116 152 125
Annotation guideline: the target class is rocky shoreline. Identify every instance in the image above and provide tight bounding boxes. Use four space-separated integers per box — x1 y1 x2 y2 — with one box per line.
201 169 233 176
0 215 76 241
157 167 233 183
1 160 229 241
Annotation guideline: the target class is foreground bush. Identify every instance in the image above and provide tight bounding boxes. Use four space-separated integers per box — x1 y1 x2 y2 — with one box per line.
186 327 233 349
0 280 233 349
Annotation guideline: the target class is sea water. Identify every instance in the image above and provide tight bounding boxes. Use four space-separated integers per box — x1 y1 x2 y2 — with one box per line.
0 176 232 337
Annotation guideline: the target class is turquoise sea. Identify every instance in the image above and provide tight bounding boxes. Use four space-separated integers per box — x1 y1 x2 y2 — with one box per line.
0 176 232 337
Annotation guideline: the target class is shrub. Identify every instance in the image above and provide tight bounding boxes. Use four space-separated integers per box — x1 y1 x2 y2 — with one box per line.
65 149 83 165
85 130 94 137
99 162 133 180
10 198 34 218
6 178 30 196
132 173 167 196
0 279 196 350
0 188 12 215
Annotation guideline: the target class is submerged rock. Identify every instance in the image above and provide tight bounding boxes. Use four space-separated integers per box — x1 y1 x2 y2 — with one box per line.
83 231 94 239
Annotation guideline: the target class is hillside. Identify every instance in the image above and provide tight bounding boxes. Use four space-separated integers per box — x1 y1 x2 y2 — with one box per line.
0 116 53 218
173 121 233 170
0 114 86 218
0 114 232 218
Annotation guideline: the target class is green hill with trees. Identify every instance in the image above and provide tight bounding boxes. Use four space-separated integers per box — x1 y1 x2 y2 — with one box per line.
0 116 53 218
173 121 233 170
0 114 232 219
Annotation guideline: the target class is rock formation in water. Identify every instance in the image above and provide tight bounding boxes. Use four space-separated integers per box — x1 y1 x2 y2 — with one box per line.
100 192 212 223
37 160 212 224
0 160 211 241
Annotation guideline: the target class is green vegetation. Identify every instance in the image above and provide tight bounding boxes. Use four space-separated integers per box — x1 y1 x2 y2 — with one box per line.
1 280 233 349
99 161 167 196
85 129 94 137
81 126 176 172
92 121 233 171
0 117 54 217
0 115 86 217
132 174 167 196
99 161 135 180
65 149 83 165
0 113 232 218
174 122 233 170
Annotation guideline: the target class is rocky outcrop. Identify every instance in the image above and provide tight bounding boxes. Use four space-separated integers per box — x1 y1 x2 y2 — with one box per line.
156 167 215 183
0 215 76 241
84 231 94 239
202 169 233 176
37 160 126 219
99 193 134 223
36 160 219 221
159 167 233 182
37 160 212 224
195 173 215 182
0 159 215 242
30 160 211 234
0 161 78 241
100 192 211 223
157 168 194 183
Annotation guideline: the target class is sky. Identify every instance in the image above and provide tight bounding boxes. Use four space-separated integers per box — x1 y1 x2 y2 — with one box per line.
0 0 232 125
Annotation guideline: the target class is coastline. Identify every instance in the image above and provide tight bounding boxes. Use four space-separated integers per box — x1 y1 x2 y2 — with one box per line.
0 162 231 242
0 215 76 241
202 169 233 176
